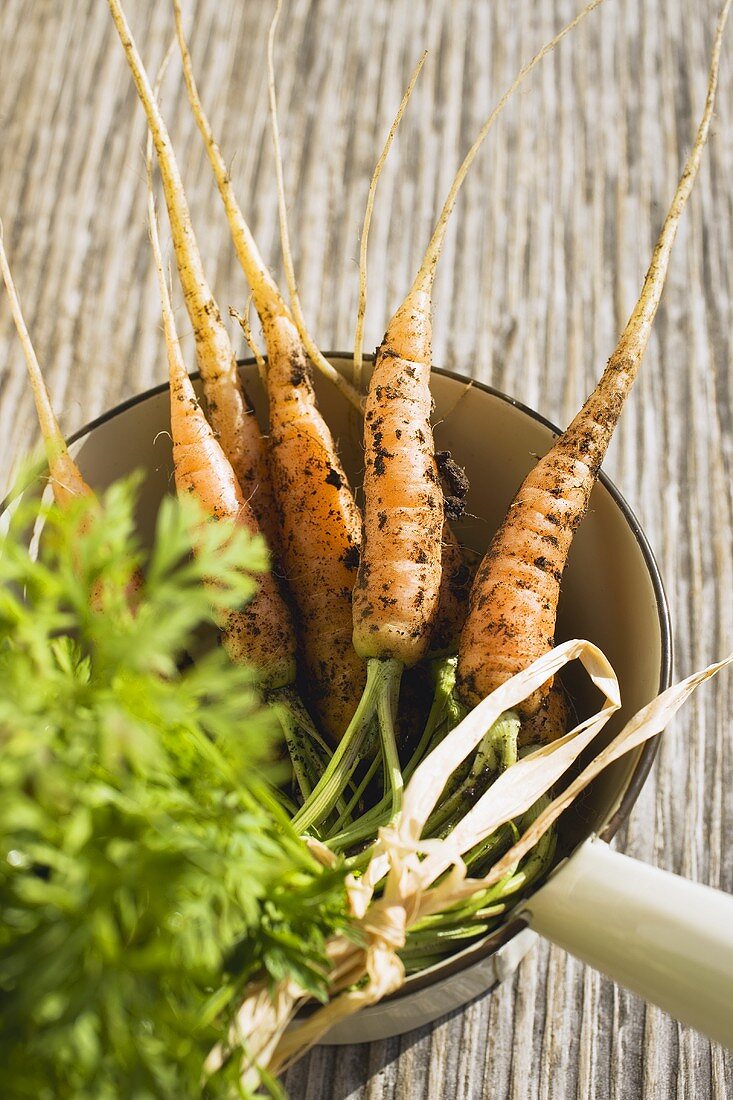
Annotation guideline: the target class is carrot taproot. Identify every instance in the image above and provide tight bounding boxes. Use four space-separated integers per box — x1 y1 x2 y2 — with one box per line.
352 281 443 667
173 0 365 743
457 0 731 714
264 0 364 412
0 227 91 511
262 320 366 742
107 0 277 551
350 49 470 661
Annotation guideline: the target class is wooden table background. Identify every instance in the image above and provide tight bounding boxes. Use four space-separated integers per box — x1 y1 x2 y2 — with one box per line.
1 0 732 1096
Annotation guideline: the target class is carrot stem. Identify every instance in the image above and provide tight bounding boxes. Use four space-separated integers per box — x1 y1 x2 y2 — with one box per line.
327 796 390 854
291 658 401 833
272 700 315 802
269 685 354 817
403 658 458 782
425 712 520 836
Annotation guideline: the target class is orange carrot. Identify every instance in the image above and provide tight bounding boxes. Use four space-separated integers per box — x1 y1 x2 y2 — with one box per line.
174 1 364 742
146 153 296 694
107 0 277 550
261 314 365 740
457 0 731 714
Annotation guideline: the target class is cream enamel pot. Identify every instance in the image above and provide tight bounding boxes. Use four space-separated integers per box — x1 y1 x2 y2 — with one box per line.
61 356 733 1049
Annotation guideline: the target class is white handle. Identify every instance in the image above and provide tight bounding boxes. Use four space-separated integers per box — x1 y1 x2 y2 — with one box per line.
523 837 733 1048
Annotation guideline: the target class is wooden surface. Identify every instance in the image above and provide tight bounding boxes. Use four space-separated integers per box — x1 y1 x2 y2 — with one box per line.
1 0 732 1096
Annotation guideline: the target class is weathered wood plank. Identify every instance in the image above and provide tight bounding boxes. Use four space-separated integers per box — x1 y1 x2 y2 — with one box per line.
0 1 731 1097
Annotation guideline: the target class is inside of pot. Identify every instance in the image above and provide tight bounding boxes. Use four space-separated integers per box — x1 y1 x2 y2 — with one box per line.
66 357 669 986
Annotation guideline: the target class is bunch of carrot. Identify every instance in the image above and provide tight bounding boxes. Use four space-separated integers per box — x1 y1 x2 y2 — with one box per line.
3 0 728 972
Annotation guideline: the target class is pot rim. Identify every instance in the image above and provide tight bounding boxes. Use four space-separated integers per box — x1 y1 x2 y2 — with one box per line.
52 352 672 1000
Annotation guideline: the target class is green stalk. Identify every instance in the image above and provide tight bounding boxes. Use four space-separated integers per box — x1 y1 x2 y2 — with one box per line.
463 820 520 875
282 687 358 817
425 711 519 835
402 657 457 782
402 924 495 949
327 792 392 853
291 658 401 833
277 687 338 760
376 658 404 818
401 826 558 968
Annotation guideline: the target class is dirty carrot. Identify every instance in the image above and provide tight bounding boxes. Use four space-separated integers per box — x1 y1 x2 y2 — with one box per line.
428 454 473 656
457 0 731 714
107 0 277 549
174 0 365 743
145 124 343 809
146 149 296 695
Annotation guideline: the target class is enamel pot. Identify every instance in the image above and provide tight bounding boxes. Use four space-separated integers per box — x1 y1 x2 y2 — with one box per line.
60 356 733 1049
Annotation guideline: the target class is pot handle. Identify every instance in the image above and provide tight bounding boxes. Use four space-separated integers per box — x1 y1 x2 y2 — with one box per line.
522 836 733 1048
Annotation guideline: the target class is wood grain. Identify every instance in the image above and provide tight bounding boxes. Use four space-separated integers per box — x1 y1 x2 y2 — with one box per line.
1 1 732 1096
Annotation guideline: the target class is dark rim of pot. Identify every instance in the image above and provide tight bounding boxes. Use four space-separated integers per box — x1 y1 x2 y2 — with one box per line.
16 353 672 1002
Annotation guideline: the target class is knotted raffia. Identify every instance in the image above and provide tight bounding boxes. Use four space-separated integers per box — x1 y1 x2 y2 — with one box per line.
219 640 733 1084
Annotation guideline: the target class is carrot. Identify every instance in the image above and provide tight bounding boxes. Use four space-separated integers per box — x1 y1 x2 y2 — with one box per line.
173 1 365 744
351 248 442 671
0 227 91 511
106 0 277 551
350 51 470 662
146 148 296 695
457 0 731 715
